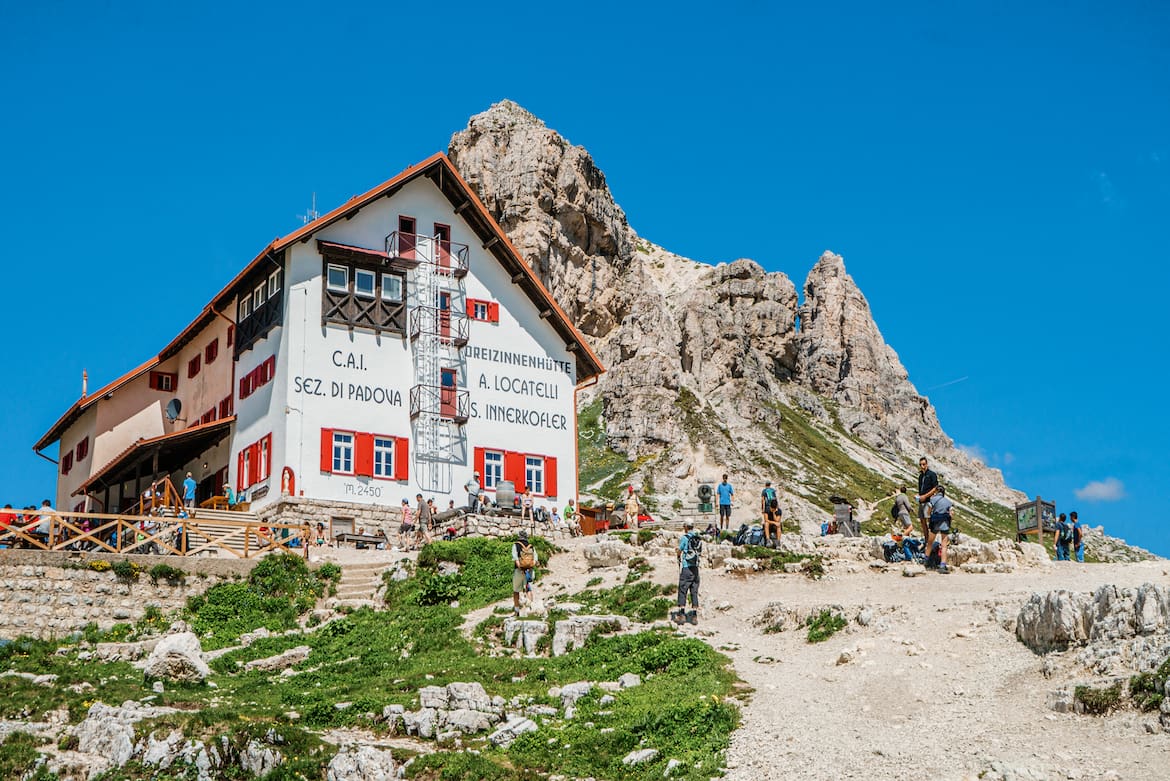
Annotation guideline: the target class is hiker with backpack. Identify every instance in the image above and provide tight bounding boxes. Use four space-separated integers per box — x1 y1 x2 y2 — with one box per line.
674 521 702 625
760 480 782 548
1053 513 1074 561
511 530 538 614
925 486 954 574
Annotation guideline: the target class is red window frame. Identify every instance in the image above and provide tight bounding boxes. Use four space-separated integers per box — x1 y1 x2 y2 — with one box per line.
474 448 558 497
236 433 273 491
187 355 201 379
61 451 73 475
75 436 89 461
200 409 215 425
320 428 409 481
239 355 276 399
205 338 219 364
466 298 500 323
218 396 233 419
149 371 178 392
227 325 234 347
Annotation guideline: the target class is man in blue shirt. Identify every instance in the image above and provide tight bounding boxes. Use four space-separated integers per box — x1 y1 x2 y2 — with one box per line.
716 474 734 531
183 472 197 510
1071 511 1084 562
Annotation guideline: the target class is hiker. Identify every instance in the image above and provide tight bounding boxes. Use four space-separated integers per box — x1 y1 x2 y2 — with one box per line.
465 472 481 511
624 485 640 529
915 458 939 541
183 472 197 509
893 486 914 534
414 494 433 548
511 530 538 614
926 486 954 574
519 487 534 525
675 521 701 624
716 474 734 531
760 480 781 548
1071 511 1084 562
1053 512 1073 561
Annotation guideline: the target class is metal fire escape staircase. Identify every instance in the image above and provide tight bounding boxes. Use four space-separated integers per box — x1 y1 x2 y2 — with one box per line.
390 230 470 493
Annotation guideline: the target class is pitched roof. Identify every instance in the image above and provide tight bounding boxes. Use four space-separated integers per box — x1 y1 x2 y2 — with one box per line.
35 153 603 450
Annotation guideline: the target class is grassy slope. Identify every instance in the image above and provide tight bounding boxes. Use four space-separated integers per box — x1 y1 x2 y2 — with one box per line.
0 541 738 781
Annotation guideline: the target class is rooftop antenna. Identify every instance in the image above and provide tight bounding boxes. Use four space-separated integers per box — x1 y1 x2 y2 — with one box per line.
298 192 319 225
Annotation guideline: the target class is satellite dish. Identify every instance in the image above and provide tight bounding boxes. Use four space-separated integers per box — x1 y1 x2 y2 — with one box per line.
165 398 182 422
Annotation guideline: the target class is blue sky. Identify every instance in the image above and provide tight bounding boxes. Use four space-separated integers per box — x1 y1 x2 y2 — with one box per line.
1 1 1166 556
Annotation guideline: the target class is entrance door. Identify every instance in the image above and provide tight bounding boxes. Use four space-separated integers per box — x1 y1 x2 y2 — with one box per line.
399 216 416 260
440 368 457 419
434 223 451 274
437 291 451 340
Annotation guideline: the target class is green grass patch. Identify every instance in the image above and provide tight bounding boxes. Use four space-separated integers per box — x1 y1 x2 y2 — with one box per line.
731 547 824 579
805 609 847 643
147 563 186 585
574 580 675 623
0 731 53 780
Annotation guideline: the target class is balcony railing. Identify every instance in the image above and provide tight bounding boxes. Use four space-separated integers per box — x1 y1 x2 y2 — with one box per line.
409 383 470 425
409 305 469 347
385 231 469 277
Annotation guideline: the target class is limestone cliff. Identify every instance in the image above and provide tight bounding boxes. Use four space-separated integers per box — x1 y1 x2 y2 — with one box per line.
448 100 1022 527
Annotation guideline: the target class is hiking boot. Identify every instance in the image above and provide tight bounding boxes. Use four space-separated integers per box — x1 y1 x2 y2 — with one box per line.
937 563 950 574
685 610 698 625
672 610 686 625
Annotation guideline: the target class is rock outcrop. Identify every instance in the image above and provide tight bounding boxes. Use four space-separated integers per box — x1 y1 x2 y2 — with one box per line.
448 100 1027 528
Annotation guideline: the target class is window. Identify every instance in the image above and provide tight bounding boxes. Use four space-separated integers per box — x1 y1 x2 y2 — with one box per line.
61 451 73 475
218 395 233 418
355 269 376 298
239 296 252 321
320 429 408 480
327 264 348 292
187 354 201 379
373 437 395 478
332 432 354 474
205 338 219 364
381 273 402 301
466 298 500 323
200 409 215 424
475 448 558 497
227 325 234 346
267 269 281 298
482 450 503 489
149 371 177 392
237 433 273 491
525 456 545 495
239 356 276 399
253 285 265 311
75 437 89 461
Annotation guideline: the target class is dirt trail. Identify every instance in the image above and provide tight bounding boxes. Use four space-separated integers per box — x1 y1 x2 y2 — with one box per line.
539 537 1170 781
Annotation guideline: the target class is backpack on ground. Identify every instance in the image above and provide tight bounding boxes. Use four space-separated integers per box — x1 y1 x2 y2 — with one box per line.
745 524 765 546
516 542 535 570
733 524 749 545
882 540 903 563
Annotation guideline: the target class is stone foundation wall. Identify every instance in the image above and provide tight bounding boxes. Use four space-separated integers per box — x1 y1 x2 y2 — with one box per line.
258 498 572 542
0 551 254 641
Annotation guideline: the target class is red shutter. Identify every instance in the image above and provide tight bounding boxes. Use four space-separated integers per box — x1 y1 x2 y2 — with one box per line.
248 443 260 485
264 434 274 477
544 456 557 498
239 376 248 399
394 437 410 481
237 451 246 491
355 432 374 477
474 447 485 482
466 299 476 318
320 429 333 473
265 356 276 381
505 451 526 491
488 302 500 323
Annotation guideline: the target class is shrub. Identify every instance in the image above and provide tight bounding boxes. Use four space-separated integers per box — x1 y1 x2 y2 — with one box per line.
111 559 139 582
1075 683 1123 715
87 560 111 572
1129 654 1170 711
148 563 186 585
806 610 846 643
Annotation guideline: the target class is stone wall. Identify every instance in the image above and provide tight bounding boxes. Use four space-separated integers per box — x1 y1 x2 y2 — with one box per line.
0 551 254 641
258 498 572 542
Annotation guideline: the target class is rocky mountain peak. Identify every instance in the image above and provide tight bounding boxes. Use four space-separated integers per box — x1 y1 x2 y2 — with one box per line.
448 105 1023 521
